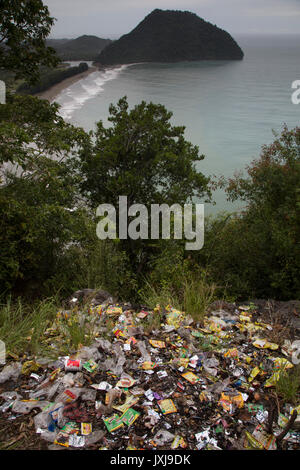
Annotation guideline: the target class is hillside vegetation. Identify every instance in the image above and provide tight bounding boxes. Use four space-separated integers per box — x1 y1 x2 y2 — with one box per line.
16 62 89 95
97 9 244 65
47 35 112 61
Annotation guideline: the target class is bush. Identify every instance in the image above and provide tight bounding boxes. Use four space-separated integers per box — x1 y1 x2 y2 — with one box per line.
192 126 300 300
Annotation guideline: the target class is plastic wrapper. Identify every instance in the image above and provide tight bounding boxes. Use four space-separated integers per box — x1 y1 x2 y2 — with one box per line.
12 400 51 414
166 307 184 329
252 338 279 350
0 362 21 383
55 387 82 404
95 338 112 353
137 341 151 362
153 430 175 446
157 399 177 414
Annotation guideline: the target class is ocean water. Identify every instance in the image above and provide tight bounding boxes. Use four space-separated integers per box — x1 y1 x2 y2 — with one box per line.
54 35 300 213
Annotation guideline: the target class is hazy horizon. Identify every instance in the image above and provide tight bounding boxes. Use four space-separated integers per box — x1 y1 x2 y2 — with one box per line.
45 0 300 39
49 32 300 41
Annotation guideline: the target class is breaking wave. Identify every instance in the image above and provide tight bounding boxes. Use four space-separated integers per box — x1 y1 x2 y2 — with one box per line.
53 65 130 120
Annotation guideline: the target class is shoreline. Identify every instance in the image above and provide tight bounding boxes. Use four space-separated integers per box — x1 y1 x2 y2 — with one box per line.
35 66 98 102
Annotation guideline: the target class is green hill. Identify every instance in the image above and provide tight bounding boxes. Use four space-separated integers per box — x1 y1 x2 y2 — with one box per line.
47 35 112 61
96 9 244 65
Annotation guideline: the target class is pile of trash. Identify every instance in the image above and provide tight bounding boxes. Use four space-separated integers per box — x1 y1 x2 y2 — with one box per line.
0 296 299 450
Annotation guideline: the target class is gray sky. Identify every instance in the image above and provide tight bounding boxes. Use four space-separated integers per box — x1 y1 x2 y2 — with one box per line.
45 0 300 39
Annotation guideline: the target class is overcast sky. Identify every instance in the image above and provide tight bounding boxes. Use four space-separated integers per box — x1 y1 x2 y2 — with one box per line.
45 0 300 39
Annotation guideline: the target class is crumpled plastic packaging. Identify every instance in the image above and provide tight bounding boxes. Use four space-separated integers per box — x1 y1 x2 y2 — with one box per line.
84 430 105 447
76 345 101 362
0 362 22 384
12 400 51 414
282 339 300 365
30 381 61 400
153 429 175 446
203 357 220 376
137 341 151 362
34 402 65 432
0 391 22 401
55 387 82 404
95 338 112 353
37 429 58 443
80 388 97 402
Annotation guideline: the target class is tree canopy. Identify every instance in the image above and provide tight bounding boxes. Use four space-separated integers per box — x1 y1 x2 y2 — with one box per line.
79 96 211 274
80 96 211 209
0 0 59 82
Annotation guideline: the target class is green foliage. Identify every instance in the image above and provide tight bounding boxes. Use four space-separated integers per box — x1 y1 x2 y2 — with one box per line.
17 62 89 95
0 93 88 166
61 315 94 352
0 95 141 300
0 296 58 355
275 365 300 405
42 237 138 301
140 247 216 323
81 96 210 208
0 94 90 296
190 126 300 300
183 274 216 323
80 96 211 278
0 0 59 82
140 281 181 311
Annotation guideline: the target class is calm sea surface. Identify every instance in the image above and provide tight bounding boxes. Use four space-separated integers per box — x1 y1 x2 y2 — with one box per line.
54 35 300 213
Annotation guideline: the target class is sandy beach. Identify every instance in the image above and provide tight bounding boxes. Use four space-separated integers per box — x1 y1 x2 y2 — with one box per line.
35 66 98 102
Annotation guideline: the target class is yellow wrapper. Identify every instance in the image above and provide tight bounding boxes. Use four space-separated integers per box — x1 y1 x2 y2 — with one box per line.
158 399 177 414
248 366 260 382
166 308 184 328
113 395 139 413
244 431 264 450
178 358 189 368
224 348 239 359
252 425 277 450
253 339 278 350
106 306 122 316
81 423 92 435
181 371 199 385
141 361 157 370
219 392 244 411
149 340 166 349
171 436 187 449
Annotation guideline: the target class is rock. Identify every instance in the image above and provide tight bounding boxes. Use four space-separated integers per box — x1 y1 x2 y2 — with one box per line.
66 288 116 307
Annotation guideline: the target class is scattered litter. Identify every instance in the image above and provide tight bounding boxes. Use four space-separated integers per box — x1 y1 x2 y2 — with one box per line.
0 298 299 450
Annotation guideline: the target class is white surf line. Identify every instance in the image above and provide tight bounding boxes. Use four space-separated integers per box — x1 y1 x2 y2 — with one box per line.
53 64 133 121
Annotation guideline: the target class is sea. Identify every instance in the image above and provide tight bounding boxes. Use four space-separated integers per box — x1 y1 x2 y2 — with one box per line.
54 35 300 214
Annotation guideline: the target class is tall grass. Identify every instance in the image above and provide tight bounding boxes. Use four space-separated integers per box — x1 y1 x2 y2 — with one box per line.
275 365 300 405
0 297 58 356
141 272 216 324
140 281 182 311
183 277 217 323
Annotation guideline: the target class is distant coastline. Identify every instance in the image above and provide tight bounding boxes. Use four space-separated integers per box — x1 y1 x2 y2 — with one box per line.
36 65 98 102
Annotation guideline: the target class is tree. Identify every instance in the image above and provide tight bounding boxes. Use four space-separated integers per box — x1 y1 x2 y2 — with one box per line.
80 96 211 275
197 125 300 300
0 0 59 82
0 93 89 167
81 97 210 207
227 125 300 298
0 94 90 295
